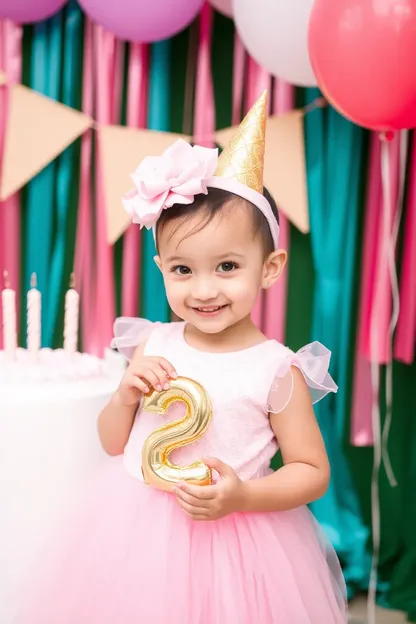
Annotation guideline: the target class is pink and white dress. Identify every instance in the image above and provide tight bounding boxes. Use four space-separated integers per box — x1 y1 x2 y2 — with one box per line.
15 319 347 624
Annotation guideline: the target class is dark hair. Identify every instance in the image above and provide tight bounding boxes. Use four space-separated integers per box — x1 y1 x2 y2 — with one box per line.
156 187 279 257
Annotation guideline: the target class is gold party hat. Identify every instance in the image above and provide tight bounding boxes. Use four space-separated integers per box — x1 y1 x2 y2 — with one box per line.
215 90 267 194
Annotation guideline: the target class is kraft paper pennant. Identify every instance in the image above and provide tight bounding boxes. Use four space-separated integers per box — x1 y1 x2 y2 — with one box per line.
215 109 309 233
0 83 93 200
0 71 7 86
99 125 191 244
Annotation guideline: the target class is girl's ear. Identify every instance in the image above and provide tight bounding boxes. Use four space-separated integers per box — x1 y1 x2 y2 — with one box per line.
262 249 287 289
154 255 162 271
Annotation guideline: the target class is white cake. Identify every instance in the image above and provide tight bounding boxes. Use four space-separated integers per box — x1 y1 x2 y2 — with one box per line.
0 347 125 622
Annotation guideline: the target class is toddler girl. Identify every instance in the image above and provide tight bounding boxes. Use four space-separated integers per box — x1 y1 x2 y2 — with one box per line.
16 92 347 623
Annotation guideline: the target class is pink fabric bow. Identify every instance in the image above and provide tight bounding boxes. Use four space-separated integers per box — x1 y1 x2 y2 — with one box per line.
122 139 218 229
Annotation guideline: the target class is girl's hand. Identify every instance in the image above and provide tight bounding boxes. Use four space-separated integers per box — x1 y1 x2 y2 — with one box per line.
173 458 246 521
117 356 177 406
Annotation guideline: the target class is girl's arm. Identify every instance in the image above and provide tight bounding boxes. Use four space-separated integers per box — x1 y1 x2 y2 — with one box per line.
97 342 145 456
240 367 330 513
97 390 139 457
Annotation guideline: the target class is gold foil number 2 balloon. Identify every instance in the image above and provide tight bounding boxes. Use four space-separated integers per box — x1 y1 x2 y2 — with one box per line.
141 376 213 492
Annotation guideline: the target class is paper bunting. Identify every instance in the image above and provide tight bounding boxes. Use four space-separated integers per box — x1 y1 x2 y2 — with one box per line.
0 80 93 201
215 110 309 233
0 71 308 237
98 125 191 244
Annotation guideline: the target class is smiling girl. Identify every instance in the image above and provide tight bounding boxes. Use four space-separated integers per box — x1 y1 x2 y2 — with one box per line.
16 92 347 624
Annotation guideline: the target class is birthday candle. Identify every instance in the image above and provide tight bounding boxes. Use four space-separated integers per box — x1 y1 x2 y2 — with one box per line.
1 271 17 359
27 273 41 355
63 273 79 353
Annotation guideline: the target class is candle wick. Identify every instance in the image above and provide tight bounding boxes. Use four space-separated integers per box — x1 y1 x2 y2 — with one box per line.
3 270 10 289
30 273 37 289
70 272 75 289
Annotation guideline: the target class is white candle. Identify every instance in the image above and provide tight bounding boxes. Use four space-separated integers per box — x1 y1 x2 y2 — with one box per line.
2 271 17 359
27 273 41 355
63 274 79 353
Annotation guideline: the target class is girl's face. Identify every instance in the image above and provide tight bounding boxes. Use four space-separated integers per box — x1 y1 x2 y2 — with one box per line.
155 201 286 336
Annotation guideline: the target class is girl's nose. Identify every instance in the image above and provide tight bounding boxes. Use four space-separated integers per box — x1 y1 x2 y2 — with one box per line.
192 278 219 302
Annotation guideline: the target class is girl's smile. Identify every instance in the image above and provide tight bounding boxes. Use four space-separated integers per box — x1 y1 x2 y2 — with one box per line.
190 304 229 317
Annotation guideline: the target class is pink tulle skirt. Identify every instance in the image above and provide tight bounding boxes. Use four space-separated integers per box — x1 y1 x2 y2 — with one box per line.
14 457 347 623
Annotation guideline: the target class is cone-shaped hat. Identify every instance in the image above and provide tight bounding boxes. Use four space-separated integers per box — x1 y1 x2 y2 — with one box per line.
215 90 267 194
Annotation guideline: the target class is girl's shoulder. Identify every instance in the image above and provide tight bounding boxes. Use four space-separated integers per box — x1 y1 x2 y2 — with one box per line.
267 341 338 414
111 317 181 361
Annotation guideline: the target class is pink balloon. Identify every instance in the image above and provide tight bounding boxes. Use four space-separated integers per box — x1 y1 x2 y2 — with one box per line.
0 0 66 23
209 0 233 18
78 0 205 43
308 0 416 132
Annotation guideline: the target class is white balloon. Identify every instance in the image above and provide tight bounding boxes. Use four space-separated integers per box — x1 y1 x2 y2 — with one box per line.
209 0 233 18
233 0 317 87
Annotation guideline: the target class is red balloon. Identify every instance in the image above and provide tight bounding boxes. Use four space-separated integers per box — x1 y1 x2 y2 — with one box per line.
308 0 416 131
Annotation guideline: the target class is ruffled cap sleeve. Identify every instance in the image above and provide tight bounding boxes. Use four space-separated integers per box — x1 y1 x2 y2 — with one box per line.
268 341 338 414
111 317 161 360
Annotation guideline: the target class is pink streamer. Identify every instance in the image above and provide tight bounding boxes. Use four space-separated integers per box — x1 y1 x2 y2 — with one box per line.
395 133 416 363
351 134 401 446
365 136 400 362
245 56 270 329
351 136 384 446
122 43 149 317
93 26 123 355
245 57 270 111
263 80 293 342
274 77 293 113
0 20 22 349
193 3 215 148
74 19 94 353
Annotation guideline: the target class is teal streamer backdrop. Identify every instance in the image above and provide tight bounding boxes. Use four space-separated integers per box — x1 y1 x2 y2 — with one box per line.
46 2 83 345
305 89 370 594
25 14 63 346
44 2 83 345
141 40 170 322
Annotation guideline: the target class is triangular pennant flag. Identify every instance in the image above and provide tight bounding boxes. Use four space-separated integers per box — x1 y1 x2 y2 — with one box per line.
215 110 309 233
99 125 191 244
0 71 7 86
0 83 93 201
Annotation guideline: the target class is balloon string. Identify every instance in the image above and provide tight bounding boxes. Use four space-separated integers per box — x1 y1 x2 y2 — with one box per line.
303 96 326 114
367 132 406 624
381 130 408 487
367 138 390 624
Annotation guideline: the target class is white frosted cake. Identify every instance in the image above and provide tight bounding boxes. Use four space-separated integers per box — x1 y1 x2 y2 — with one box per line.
0 347 125 622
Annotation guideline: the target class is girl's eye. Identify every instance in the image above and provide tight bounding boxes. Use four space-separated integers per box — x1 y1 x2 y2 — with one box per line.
217 261 238 273
172 265 192 275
